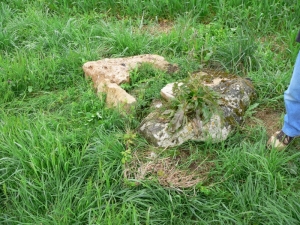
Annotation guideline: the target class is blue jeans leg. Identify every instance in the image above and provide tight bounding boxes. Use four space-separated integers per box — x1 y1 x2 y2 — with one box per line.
282 51 300 137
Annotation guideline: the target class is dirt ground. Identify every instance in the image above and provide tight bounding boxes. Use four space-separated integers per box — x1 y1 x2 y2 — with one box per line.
140 19 174 35
246 107 283 137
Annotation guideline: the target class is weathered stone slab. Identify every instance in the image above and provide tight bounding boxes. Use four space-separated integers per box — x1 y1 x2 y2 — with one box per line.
160 82 184 101
97 79 136 109
83 54 178 86
139 72 256 147
82 54 178 109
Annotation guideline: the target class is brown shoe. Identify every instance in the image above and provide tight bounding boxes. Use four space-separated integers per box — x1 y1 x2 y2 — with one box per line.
267 130 294 150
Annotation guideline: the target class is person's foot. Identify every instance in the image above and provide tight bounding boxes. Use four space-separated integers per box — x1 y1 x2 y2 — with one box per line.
267 130 294 150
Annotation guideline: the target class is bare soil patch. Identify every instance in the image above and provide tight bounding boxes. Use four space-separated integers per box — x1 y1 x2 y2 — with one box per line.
246 107 283 137
141 20 174 35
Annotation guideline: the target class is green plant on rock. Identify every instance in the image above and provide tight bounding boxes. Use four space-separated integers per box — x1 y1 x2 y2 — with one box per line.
168 73 222 133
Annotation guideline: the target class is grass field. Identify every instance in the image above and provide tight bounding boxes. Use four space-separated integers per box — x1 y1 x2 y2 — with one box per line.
1 0 300 224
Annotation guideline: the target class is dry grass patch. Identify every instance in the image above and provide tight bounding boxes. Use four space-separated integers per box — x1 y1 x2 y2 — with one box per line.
124 147 214 189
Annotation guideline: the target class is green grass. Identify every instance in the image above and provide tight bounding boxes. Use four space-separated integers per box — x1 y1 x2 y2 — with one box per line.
1 0 300 224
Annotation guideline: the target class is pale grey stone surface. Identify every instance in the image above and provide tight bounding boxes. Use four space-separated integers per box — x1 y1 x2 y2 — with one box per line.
139 72 256 147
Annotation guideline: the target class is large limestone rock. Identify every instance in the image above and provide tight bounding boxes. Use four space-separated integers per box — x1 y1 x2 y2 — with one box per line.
97 79 136 108
139 71 256 147
82 54 178 109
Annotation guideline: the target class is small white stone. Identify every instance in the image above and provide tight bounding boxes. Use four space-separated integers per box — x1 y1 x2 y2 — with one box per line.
150 152 157 159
